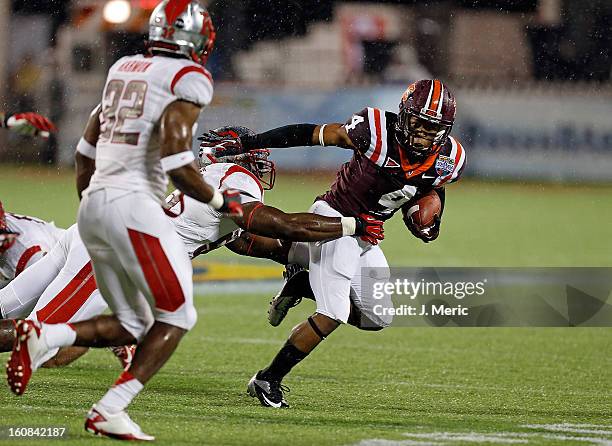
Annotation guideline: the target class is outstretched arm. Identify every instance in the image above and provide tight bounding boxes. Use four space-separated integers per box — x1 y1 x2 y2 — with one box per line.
226 233 290 265
230 202 384 244
239 123 356 150
199 122 356 152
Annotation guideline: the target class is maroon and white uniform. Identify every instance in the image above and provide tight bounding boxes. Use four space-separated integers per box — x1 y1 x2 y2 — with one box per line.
320 107 466 220
78 53 213 341
305 107 466 326
0 213 64 289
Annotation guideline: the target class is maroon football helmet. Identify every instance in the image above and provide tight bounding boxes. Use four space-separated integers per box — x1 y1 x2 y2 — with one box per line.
395 79 457 162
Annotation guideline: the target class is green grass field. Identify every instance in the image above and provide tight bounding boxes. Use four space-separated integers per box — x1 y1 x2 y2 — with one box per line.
0 165 611 445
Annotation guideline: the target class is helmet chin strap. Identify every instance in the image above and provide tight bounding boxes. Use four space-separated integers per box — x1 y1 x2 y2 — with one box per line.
407 134 433 162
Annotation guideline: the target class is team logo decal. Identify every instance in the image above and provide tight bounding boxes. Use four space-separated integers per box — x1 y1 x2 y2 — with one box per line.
402 83 417 103
384 157 400 168
435 155 455 176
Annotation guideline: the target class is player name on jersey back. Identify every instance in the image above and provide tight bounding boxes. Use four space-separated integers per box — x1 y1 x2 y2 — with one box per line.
89 54 214 201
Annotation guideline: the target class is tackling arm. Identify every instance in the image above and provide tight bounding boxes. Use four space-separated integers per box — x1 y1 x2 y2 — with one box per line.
230 202 384 244
161 101 241 215
226 233 290 265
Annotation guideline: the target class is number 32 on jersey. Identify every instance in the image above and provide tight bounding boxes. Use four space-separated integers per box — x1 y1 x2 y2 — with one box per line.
100 80 148 146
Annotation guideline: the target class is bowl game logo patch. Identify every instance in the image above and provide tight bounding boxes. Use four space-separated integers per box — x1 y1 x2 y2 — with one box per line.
435 155 455 176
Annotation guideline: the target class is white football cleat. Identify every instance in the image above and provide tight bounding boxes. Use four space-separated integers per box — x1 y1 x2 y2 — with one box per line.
6 320 51 395
85 405 154 441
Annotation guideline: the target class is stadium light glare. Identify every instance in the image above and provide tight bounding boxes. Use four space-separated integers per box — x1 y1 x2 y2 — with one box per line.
103 0 132 24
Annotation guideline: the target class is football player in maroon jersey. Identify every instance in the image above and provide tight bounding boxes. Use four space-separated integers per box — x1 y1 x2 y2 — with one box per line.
201 79 467 408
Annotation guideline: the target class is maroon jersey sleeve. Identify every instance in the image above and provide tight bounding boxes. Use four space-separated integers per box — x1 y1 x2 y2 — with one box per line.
445 136 466 184
343 107 391 168
343 108 371 154
433 136 467 186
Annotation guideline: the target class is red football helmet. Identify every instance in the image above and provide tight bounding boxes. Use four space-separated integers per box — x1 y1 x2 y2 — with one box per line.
198 126 276 190
395 79 457 162
147 0 216 66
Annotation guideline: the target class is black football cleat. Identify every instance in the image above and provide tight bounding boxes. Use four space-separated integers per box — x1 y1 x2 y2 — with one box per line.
268 264 313 327
247 371 289 408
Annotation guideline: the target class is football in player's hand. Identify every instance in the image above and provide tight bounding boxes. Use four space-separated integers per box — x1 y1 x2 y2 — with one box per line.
402 190 441 231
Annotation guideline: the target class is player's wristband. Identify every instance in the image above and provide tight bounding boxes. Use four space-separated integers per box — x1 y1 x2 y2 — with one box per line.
341 217 356 236
208 189 224 210
241 124 317 149
318 124 326 147
76 137 97 159
160 151 195 172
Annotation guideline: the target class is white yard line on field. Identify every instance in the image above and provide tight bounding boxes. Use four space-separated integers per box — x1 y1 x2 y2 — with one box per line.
356 423 612 446
522 424 612 436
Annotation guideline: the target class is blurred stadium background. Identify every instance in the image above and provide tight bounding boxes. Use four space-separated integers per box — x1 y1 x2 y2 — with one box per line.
0 2 611 444
1 0 611 275
0 0 610 180
0 0 609 295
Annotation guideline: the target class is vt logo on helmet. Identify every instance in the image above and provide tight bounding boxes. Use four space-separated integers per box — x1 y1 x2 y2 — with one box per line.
147 0 216 66
395 79 457 163
198 126 277 191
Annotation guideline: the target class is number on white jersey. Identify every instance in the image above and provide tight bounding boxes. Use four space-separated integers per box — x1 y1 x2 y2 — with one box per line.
100 80 148 146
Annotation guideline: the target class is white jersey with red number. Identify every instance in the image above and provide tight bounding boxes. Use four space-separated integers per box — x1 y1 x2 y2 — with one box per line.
88 54 213 200
169 163 264 257
0 213 65 286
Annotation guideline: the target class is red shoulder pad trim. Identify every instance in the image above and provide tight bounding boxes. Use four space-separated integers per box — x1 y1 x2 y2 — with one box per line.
170 65 212 95
219 165 263 196
15 245 42 277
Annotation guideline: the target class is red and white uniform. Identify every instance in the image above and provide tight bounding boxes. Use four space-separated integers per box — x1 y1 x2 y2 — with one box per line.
0 225 105 366
88 54 213 200
78 54 213 341
0 164 260 341
0 213 64 289
170 163 263 257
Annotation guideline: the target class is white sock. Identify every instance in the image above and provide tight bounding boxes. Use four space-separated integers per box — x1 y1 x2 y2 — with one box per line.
98 371 144 414
42 323 77 349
